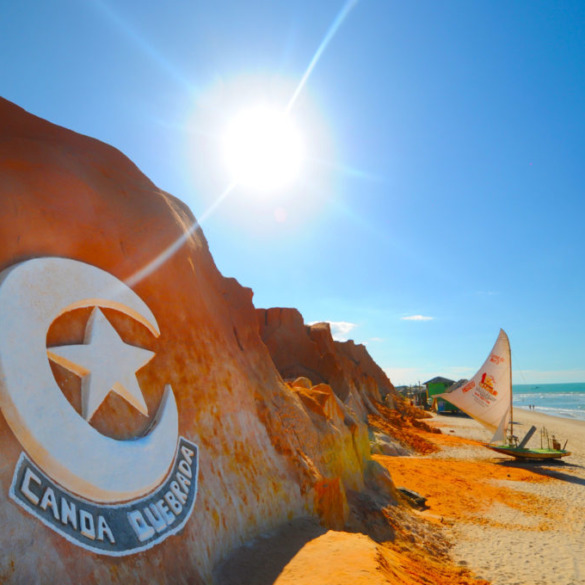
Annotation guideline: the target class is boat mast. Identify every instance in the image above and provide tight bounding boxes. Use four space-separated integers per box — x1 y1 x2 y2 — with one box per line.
507 331 514 443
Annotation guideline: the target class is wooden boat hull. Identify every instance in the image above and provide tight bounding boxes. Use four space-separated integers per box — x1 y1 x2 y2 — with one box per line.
487 444 571 460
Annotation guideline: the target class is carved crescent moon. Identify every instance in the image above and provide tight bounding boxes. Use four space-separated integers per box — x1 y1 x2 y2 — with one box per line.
0 257 179 503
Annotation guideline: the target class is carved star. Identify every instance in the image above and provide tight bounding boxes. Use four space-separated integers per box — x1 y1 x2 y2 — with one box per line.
48 307 154 421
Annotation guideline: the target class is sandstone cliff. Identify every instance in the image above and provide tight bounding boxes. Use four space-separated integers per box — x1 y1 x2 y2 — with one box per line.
0 98 388 584
256 308 396 421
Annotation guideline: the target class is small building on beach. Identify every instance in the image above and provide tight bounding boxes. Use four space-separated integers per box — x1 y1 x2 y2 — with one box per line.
424 376 461 413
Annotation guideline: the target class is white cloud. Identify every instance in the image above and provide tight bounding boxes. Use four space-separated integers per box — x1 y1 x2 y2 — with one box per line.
384 367 433 386
309 320 358 341
384 367 417 383
327 321 357 341
401 315 433 321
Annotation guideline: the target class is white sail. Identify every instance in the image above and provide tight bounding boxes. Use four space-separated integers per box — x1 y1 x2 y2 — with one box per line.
436 329 512 443
490 405 511 444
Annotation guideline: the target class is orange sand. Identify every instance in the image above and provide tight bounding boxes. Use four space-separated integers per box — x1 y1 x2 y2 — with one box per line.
375 454 557 530
217 427 498 585
216 517 490 585
274 530 489 585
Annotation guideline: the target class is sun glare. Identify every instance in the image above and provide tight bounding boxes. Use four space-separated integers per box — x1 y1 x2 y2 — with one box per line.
222 106 303 192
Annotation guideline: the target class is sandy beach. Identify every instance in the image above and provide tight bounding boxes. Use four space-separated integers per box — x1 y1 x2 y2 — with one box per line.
215 408 585 585
414 409 585 585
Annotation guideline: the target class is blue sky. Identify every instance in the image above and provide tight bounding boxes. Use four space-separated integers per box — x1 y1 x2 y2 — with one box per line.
2 0 585 385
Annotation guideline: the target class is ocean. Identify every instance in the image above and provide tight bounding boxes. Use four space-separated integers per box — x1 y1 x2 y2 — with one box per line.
513 383 585 421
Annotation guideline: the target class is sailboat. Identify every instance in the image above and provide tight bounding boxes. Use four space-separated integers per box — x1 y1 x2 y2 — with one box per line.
436 329 571 460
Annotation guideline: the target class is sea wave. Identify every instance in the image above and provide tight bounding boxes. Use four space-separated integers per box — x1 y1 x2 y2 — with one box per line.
515 392 585 401
524 406 585 422
513 384 585 420
513 389 585 422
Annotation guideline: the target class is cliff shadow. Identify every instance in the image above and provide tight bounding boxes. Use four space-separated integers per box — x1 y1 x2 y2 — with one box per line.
212 517 327 585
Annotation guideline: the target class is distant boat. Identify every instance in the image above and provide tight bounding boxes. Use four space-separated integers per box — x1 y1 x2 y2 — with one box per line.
436 330 571 461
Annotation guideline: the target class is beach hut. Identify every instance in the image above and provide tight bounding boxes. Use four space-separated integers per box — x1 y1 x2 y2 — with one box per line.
424 376 460 413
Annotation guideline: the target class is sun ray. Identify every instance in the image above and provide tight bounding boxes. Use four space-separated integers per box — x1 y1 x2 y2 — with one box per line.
89 0 196 94
125 182 237 288
286 0 360 113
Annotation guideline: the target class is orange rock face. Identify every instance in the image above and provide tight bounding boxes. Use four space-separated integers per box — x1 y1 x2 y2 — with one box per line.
0 98 374 583
257 307 396 420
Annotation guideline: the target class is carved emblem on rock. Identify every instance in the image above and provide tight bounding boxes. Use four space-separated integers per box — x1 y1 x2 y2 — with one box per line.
0 257 198 555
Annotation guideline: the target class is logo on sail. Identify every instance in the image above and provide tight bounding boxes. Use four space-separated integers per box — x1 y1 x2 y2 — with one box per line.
479 372 498 397
462 380 476 393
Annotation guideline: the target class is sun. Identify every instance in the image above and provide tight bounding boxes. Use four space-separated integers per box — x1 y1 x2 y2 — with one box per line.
222 105 304 192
